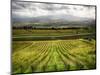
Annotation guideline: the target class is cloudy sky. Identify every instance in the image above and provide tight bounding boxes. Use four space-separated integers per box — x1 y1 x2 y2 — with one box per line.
12 1 96 22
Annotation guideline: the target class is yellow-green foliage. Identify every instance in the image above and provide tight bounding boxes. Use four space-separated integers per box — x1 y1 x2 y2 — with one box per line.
12 39 96 74
13 29 89 36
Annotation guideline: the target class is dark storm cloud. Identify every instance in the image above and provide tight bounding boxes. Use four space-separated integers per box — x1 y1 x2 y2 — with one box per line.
12 1 71 12
61 5 70 9
12 1 23 10
36 3 70 11
12 1 37 12
12 1 95 20
82 5 95 10
72 5 84 11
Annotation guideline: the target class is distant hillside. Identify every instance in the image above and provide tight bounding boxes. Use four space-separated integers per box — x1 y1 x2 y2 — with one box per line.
12 14 96 28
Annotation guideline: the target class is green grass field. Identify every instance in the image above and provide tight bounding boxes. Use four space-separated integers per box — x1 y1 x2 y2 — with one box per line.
13 29 91 37
12 39 96 74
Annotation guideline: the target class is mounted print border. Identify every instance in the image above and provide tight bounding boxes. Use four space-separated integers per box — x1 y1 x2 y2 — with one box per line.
11 0 96 74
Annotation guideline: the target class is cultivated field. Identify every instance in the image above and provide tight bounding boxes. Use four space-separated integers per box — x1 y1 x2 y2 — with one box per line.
12 1 96 74
12 39 96 74
13 28 93 37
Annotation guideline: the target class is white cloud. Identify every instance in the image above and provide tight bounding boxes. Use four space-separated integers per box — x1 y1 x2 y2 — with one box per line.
12 1 95 19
